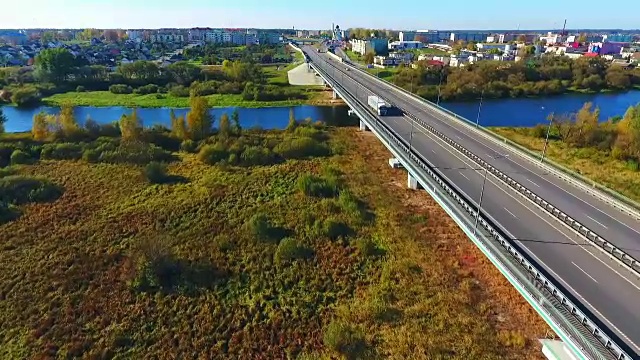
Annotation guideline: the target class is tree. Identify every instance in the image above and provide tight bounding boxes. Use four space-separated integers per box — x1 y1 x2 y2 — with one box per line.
218 113 231 138
34 48 77 84
58 104 80 139
169 109 187 140
517 35 528 43
0 108 6 133
103 29 119 42
120 108 143 142
605 66 631 90
186 95 214 140
32 112 50 141
167 61 202 86
286 108 297 132
231 109 241 135
363 51 375 65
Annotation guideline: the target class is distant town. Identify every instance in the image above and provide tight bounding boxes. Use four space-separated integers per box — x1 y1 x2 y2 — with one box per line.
0 26 639 69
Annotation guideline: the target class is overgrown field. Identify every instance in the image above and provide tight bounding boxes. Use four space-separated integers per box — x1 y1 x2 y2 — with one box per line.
0 124 548 358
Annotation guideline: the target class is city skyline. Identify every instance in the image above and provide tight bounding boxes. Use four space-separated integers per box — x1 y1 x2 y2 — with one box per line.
3 0 639 31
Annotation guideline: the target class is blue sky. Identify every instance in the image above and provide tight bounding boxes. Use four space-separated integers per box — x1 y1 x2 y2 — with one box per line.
3 0 636 30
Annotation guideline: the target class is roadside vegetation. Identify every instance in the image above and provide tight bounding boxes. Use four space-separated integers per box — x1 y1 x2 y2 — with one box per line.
0 44 333 108
0 98 548 358
492 101 640 202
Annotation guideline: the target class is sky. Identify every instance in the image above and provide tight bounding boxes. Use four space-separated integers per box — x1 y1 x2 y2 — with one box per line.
2 0 637 30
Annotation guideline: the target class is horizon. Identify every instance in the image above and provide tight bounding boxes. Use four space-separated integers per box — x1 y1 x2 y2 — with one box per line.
2 0 637 31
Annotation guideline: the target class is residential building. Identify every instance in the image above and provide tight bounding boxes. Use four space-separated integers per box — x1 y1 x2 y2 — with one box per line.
350 38 388 55
476 43 512 52
150 31 184 43
126 30 143 41
388 41 423 51
0 31 28 45
589 42 626 55
413 30 441 44
189 28 211 42
603 34 633 43
539 32 564 45
450 31 490 43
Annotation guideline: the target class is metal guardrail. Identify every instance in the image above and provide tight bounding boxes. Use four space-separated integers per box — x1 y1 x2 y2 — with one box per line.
346 60 640 222
310 58 631 360
327 53 640 276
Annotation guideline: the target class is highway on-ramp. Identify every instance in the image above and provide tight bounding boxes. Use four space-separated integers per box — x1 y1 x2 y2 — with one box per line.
304 46 640 357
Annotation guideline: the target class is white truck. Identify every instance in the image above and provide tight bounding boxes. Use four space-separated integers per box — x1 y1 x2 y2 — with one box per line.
368 95 390 116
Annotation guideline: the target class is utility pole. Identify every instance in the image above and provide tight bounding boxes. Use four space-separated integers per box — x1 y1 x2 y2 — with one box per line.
541 114 554 163
475 89 484 128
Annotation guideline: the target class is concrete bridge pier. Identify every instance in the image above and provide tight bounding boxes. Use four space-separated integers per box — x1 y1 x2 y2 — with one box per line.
407 173 423 190
359 120 368 132
332 90 338 99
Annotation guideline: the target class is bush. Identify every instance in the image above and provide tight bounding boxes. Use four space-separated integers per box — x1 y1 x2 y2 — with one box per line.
101 142 174 165
10 149 33 165
76 85 86 92
134 84 160 95
40 143 83 160
197 143 229 165
297 174 338 197
323 321 368 360
626 159 639 172
247 213 271 240
11 86 41 107
240 146 276 166
530 124 548 138
180 139 198 153
0 175 63 205
109 84 133 94
144 162 168 184
355 238 378 257
273 137 330 159
82 149 101 163
169 85 191 97
0 166 17 178
0 202 19 224
274 237 313 264
322 219 351 240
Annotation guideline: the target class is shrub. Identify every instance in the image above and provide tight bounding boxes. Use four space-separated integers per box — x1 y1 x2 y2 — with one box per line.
76 85 86 92
0 166 17 178
82 149 101 163
109 84 133 94
0 202 19 224
180 139 197 153
274 237 313 264
297 174 338 197
240 146 276 166
144 162 168 184
101 142 174 165
134 84 160 95
40 143 83 160
169 85 191 97
0 175 63 205
10 149 33 165
11 86 41 107
530 124 548 138
355 238 378 257
247 213 271 240
273 136 330 159
322 219 351 240
197 143 229 165
323 321 367 360
626 159 639 172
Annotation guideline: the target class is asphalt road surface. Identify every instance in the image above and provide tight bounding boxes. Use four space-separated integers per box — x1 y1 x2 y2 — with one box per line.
304 46 640 357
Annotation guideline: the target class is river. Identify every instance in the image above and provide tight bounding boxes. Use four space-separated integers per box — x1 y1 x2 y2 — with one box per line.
2 90 640 132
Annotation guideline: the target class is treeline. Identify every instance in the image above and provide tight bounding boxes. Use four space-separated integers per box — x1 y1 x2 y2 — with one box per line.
183 43 293 65
530 102 640 170
392 56 640 101
0 48 301 107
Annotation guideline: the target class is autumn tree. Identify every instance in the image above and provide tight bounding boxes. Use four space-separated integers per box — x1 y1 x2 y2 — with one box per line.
218 113 231 138
58 104 80 139
231 109 241 135
286 108 297 132
120 108 143 142
103 29 119 42
571 102 600 146
186 95 214 140
613 105 640 160
32 112 50 141
363 51 375 65
169 109 187 140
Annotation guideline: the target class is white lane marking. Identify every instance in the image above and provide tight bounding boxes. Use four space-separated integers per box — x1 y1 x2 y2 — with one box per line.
431 149 436 154
405 117 640 290
414 107 640 238
527 178 540 187
585 214 609 229
572 262 598 283
459 172 470 181
503 207 518 219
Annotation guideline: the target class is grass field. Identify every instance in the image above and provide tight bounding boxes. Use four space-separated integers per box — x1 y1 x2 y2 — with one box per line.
0 126 548 358
491 127 640 202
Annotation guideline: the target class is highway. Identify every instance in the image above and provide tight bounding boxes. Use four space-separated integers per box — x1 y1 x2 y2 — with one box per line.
304 46 640 357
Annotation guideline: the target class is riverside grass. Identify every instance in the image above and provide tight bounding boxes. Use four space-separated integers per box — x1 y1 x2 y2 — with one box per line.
0 127 547 359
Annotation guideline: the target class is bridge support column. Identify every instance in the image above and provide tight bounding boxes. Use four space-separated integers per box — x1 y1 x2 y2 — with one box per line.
359 120 368 132
407 173 422 190
332 90 338 100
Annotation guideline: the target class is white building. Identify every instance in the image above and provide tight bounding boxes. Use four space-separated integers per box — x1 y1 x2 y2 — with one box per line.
399 31 416 42
150 33 184 43
539 32 564 45
388 41 423 51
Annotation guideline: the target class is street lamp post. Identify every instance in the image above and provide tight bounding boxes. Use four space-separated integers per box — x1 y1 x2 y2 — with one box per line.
475 89 485 128
541 114 554 163
473 154 508 236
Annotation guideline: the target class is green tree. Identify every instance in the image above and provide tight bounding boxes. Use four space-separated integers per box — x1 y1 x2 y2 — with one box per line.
186 95 214 141
34 48 77 84
218 113 231 138
0 108 6 133
120 108 143 142
167 61 202 86
231 109 241 135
